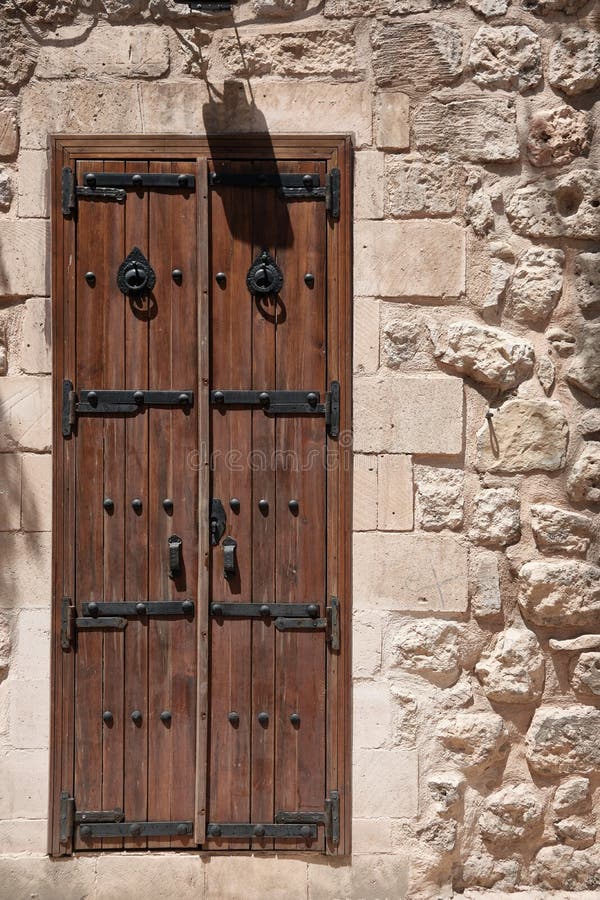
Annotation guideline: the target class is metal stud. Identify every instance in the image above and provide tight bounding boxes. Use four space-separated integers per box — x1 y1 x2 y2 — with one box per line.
172 268 183 284
306 392 318 407
288 499 299 515
135 602 146 616
103 497 114 512
301 826 312 839
131 173 143 187
85 173 96 187
303 174 314 190
85 271 96 286
258 498 269 515
133 391 144 404
257 711 269 726
213 391 225 404
215 272 226 287
102 710 113 724
88 601 99 617
129 823 142 836
290 713 301 727
87 391 98 405
212 603 223 617
80 825 92 838
182 599 194 615
304 273 314 288
208 824 222 837
176 823 188 835
258 392 270 407
178 393 191 405
259 604 270 617
230 498 240 513
253 824 266 838
163 498 173 513
131 498 142 513
228 711 240 725
130 710 142 725
177 174 189 188
160 710 172 724
307 604 319 619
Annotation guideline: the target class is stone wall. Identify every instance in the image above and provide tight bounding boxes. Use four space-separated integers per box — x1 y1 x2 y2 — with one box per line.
0 0 599 896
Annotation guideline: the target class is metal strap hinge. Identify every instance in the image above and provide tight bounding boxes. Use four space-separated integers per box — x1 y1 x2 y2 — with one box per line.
210 599 339 647
208 169 340 219
275 790 340 846
79 821 193 838
59 792 75 846
211 382 340 437
61 600 195 648
60 598 76 650
62 167 196 216
62 381 194 437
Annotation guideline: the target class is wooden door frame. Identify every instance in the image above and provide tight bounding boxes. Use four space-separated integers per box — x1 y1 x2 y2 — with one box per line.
49 134 352 857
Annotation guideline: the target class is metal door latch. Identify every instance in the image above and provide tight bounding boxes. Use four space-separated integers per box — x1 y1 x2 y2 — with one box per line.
223 537 237 580
168 535 183 579
210 499 227 546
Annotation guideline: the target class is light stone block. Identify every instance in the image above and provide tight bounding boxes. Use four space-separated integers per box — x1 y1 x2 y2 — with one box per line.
17 151 48 218
95 855 206 900
0 749 48 818
378 454 413 531
352 818 393 854
353 454 377 531
206 855 307 900
354 297 379 375
20 298 51 374
0 221 49 297
353 609 383 678
354 375 463 455
355 221 465 299
308 854 410 900
354 682 392 749
0 108 18 159
36 26 170 80
354 150 384 219
21 453 52 531
354 749 418 817
0 534 51 608
12 609 50 681
0 857 97 900
354 532 468 612
9 679 50 749
376 92 410 150
0 377 51 452
0 819 46 855
0 455 21 531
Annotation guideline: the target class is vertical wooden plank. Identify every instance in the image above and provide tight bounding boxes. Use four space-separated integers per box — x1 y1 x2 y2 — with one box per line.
206 161 253 848
274 162 328 852
73 159 107 851
100 159 127 851
122 160 150 850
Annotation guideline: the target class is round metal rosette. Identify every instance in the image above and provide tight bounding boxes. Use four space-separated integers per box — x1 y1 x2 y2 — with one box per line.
117 246 156 296
246 249 283 296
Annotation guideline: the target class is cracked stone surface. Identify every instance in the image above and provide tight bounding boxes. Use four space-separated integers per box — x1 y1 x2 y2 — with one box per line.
469 25 542 92
475 628 545 704
518 559 600 627
433 321 534 389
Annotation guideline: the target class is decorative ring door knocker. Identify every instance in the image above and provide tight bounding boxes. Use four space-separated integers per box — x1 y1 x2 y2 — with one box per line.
246 249 283 296
117 246 156 297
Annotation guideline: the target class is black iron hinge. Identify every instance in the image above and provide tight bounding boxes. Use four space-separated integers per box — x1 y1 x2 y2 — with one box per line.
62 167 196 216
61 599 195 649
210 598 339 648
208 169 340 219
60 795 192 841
211 382 340 437
62 381 194 437
275 790 340 846
59 792 75 848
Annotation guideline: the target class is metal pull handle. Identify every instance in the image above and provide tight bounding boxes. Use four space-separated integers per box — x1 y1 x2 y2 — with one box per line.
168 534 183 579
223 537 237 580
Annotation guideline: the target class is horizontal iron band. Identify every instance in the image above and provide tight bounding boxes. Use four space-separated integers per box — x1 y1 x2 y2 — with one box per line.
206 823 317 839
209 173 321 189
210 602 320 619
79 821 193 838
211 390 324 416
81 172 195 190
75 809 124 824
78 389 194 415
275 810 327 826
274 617 327 632
76 616 126 630
83 600 194 618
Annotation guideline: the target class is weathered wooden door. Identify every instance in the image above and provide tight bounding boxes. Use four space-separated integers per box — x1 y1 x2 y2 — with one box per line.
50 138 351 857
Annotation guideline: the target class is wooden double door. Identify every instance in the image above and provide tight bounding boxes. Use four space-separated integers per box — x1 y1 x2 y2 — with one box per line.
50 137 350 856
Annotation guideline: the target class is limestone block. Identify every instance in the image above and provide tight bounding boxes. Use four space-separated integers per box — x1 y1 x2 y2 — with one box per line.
553 776 589 816
353 454 377 530
437 711 510 772
537 356 555 395
427 771 466 814
21 454 51 532
0 377 51 452
354 151 384 220
0 16 35 91
475 628 545 704
375 92 410 151
476 399 568 474
372 22 463 89
308 853 409 900
527 106 592 168
0 534 51 608
505 248 564 328
0 749 48 817
219 27 359 79
252 0 309 16
17 151 48 218
352 818 392 854
21 298 51 374
470 26 542 92
0 169 11 211
461 851 519 891
578 409 600 438
354 375 463 455
570 652 600 697
353 749 418 816
518 559 600 627
354 297 379 375
96 855 205 900
480 784 543 849
524 0 589 10
9 679 49 748
550 635 600 652
36 26 170 79
470 551 502 620
381 312 426 369
526 706 600 776
0 221 49 298
416 466 464 532
0 613 10 679
531 844 600 891
415 97 518 163
385 157 459 218
574 252 600 315
507 169 600 240
567 445 600 504
0 455 21 532
353 609 383 678
388 618 461 687
12 610 50 681
549 29 600 96
468 0 508 15
567 324 600 399
0 858 96 900
530 503 592 558
377 454 413 531
546 326 576 356
433 321 534 389
470 487 521 548
353 682 391 749
354 532 468 612
555 816 596 849
0 820 46 855
465 179 494 236
355 221 465 299
0 107 18 158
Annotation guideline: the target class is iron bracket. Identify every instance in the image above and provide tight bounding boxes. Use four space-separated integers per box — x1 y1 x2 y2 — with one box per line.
74 808 124 825
328 597 340 652
60 597 75 650
82 600 194 618
75 616 127 632
210 602 321 620
79 821 193 839
211 383 340 436
206 822 317 840
62 167 195 216
208 169 340 218
62 382 194 437
59 792 75 847
275 790 340 846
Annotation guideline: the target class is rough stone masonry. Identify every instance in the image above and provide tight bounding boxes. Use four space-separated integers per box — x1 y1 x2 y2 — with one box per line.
0 0 599 897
